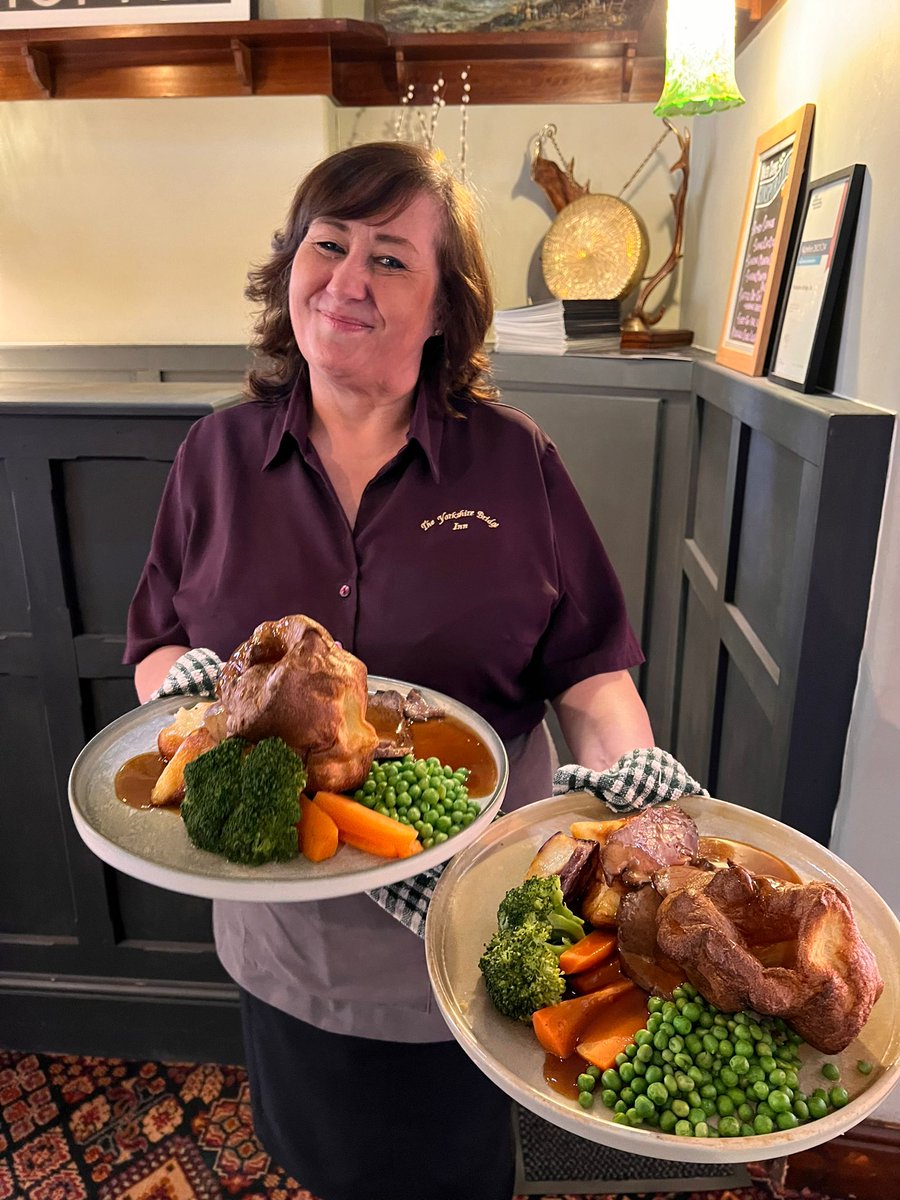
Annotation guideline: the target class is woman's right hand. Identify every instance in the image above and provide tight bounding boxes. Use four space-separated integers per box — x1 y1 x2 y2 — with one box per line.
134 644 190 703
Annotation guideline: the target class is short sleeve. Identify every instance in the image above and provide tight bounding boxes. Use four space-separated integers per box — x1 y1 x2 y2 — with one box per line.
123 442 191 664
531 442 644 699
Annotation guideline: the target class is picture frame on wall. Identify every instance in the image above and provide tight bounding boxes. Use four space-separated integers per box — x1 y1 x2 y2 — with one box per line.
716 103 816 377
768 164 866 394
0 0 250 31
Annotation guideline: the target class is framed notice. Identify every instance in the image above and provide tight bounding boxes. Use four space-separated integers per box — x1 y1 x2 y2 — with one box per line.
0 0 250 30
716 104 815 376
769 164 865 393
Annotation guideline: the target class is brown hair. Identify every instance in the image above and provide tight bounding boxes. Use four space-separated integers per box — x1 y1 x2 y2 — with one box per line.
245 141 497 411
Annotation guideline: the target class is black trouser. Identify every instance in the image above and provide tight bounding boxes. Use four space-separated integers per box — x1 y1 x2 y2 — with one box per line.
240 987 516 1200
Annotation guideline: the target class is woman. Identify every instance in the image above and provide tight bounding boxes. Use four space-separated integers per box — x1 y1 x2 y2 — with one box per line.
126 141 653 1200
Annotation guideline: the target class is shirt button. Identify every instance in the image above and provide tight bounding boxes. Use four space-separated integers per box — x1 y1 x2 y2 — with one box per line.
339 584 351 598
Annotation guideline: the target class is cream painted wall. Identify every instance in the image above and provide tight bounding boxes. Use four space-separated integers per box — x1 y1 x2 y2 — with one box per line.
0 93 686 346
682 0 900 1120
0 96 335 344
335 102 688 320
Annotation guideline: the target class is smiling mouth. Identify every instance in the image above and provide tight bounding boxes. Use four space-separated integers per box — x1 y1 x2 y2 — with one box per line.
319 310 371 333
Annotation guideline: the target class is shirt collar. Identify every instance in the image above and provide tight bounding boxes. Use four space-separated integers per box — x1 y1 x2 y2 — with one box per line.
262 372 445 483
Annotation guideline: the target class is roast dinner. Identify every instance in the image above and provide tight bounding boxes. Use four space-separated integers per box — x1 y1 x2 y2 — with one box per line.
478 801 885 1138
115 614 491 866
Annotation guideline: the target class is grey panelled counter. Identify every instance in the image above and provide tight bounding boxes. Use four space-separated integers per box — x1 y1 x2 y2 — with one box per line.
0 356 892 1063
1 384 244 1062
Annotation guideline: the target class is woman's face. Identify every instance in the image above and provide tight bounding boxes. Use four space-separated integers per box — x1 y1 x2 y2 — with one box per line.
289 192 442 403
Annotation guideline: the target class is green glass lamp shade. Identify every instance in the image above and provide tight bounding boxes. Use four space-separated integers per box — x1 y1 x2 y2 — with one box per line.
654 0 746 117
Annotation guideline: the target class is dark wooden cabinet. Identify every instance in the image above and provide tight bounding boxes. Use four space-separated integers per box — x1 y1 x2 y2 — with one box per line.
0 385 245 1063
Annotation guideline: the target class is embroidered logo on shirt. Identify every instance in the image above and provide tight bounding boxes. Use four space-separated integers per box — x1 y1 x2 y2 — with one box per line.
420 508 500 532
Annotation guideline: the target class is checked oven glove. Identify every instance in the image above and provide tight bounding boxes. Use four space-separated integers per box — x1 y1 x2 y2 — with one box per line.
553 747 709 810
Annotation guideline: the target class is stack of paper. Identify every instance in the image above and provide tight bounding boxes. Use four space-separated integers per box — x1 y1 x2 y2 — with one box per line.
493 300 622 354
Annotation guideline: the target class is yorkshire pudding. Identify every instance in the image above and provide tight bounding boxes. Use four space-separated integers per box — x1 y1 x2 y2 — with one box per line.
217 615 379 794
654 864 884 1053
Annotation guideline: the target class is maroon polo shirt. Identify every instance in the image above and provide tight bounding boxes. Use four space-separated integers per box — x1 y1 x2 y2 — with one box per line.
125 377 643 740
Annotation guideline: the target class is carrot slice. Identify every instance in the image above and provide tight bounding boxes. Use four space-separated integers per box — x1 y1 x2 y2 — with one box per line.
298 795 340 863
311 791 418 856
569 954 627 995
574 987 650 1070
531 980 636 1059
340 830 423 859
558 930 617 975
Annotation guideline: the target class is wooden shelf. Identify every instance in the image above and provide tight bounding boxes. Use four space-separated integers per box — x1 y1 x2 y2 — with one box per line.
0 18 662 104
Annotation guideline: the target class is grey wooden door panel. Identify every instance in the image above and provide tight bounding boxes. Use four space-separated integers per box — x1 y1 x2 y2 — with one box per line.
689 397 732 584
731 429 804 668
674 362 893 842
0 674 78 938
496 389 659 653
61 458 175 635
715 658 783 821
1 388 243 1061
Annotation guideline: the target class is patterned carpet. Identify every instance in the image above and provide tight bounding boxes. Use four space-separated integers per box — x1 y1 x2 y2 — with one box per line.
0 1049 839 1200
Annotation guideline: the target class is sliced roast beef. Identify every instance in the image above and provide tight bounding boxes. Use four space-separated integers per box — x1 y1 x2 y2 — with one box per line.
403 688 445 722
616 884 689 996
600 803 700 888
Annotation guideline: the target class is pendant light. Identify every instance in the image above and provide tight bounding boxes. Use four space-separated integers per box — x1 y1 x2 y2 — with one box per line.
654 0 746 117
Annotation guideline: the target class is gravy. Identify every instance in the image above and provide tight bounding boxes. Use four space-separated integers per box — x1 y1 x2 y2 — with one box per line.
698 836 800 883
114 751 167 809
115 713 497 809
409 715 498 798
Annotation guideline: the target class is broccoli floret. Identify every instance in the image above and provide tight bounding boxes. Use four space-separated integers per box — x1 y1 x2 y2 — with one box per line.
497 875 585 945
478 925 567 1021
219 737 306 866
181 736 246 853
181 735 305 866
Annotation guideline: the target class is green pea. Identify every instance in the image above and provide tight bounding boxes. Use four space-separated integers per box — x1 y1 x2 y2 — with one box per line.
768 1089 792 1113
857 1060 873 1075
821 1062 841 1081
634 1095 656 1119
718 1115 740 1137
830 1086 849 1108
753 1113 774 1135
646 1082 669 1107
808 1096 828 1120
577 1073 596 1093
578 1090 594 1108
776 1110 799 1130
601 1089 618 1108
674 1119 693 1137
601 1069 621 1091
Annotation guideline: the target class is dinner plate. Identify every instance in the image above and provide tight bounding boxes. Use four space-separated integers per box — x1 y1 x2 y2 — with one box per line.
424 791 900 1163
68 676 508 902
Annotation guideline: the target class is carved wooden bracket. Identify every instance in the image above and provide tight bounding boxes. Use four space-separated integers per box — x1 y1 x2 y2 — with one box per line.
21 44 53 99
230 38 253 95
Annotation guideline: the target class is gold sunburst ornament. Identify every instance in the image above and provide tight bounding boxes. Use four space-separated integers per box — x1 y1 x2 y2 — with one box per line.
541 193 649 300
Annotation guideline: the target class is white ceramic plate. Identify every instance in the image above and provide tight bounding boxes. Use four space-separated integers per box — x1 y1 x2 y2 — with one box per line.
425 791 900 1163
68 676 508 901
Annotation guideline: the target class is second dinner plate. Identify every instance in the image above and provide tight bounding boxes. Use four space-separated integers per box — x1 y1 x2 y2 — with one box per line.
424 791 900 1163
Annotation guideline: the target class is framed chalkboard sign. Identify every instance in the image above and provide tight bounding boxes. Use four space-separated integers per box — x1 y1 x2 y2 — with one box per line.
768 164 866 394
716 104 815 377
